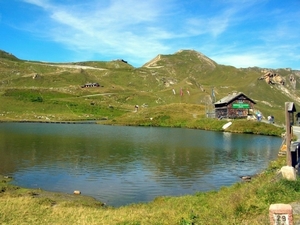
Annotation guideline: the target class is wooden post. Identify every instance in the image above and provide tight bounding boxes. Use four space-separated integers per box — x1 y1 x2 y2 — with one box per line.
285 102 292 166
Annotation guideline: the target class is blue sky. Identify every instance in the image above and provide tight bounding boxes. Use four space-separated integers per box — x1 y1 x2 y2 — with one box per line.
0 0 299 69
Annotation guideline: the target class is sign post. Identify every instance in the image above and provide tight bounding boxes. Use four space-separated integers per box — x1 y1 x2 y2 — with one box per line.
285 102 296 166
285 102 292 166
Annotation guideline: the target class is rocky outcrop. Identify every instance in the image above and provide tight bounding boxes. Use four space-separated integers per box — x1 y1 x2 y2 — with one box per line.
259 71 285 85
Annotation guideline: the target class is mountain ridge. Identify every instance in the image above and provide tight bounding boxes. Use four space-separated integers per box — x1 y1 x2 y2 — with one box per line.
1 49 298 71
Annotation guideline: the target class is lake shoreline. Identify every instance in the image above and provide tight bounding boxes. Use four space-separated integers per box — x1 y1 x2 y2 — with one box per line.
0 120 98 124
0 175 107 207
0 117 285 138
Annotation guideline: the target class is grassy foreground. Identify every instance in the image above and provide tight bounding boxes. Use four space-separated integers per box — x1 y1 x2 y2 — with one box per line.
1 156 300 225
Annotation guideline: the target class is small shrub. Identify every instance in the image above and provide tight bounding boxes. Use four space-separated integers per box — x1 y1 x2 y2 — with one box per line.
31 96 43 102
179 211 198 225
37 198 56 206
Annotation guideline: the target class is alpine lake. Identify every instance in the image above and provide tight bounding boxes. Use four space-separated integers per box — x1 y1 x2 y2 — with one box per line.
0 122 282 207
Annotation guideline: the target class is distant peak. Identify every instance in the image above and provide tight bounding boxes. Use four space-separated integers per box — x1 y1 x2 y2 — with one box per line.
176 49 198 54
142 49 217 69
175 49 216 68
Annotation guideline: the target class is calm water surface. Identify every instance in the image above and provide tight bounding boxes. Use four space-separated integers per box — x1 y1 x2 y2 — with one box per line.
0 123 282 206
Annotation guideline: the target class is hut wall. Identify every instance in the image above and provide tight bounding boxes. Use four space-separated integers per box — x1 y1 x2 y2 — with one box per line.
215 107 228 118
227 99 253 118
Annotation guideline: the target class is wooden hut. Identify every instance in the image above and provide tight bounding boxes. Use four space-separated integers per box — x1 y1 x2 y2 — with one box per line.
214 92 256 119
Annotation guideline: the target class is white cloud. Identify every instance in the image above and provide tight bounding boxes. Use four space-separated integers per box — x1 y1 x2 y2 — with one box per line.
213 53 276 68
186 16 229 37
23 0 51 9
210 44 300 69
21 0 174 63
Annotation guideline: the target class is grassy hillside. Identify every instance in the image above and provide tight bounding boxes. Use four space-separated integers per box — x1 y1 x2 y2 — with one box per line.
0 49 299 125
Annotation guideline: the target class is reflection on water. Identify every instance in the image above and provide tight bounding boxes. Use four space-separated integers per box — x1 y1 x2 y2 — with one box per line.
0 123 282 206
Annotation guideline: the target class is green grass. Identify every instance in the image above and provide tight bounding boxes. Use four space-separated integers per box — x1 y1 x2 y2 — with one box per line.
101 103 284 137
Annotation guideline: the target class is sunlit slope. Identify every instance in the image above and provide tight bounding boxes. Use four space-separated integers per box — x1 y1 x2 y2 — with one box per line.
0 49 299 123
